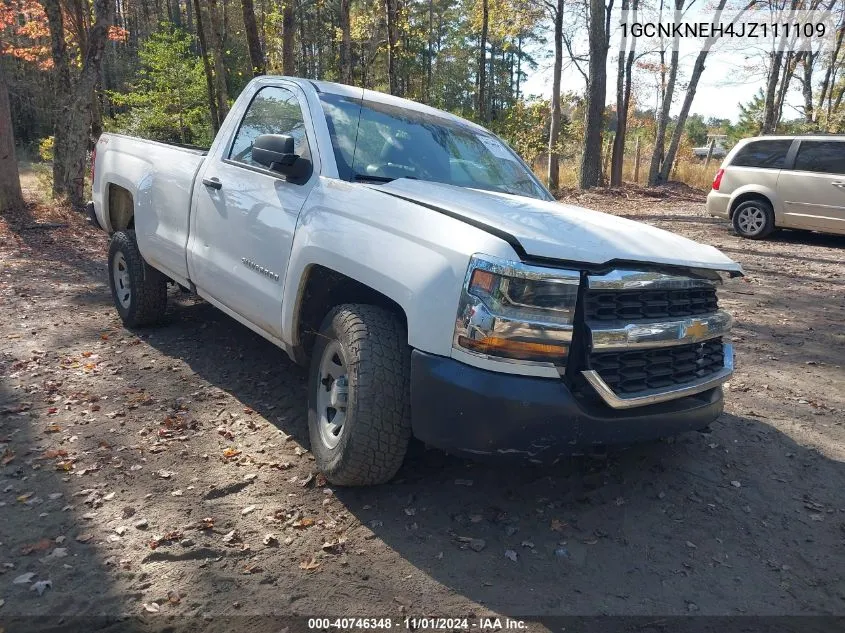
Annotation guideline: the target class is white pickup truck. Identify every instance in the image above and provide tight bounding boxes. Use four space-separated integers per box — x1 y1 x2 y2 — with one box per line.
90 76 743 486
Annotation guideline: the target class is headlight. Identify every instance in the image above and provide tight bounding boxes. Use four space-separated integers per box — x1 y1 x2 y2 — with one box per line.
453 255 580 365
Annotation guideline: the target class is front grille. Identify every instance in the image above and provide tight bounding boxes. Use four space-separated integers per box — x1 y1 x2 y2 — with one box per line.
584 287 718 321
588 338 724 395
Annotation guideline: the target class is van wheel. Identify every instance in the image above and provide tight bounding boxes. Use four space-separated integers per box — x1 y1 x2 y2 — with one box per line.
732 199 774 239
107 230 168 327
308 304 411 486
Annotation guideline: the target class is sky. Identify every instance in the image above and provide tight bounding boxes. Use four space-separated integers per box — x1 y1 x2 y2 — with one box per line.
519 3 826 122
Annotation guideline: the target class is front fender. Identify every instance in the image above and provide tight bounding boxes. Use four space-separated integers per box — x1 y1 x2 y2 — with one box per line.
281 178 516 356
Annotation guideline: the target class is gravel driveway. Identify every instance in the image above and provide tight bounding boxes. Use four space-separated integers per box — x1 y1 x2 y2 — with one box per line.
1 186 844 631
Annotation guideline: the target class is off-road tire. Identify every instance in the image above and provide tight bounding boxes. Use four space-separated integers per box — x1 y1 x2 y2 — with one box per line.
107 230 168 327
308 304 412 486
732 199 775 239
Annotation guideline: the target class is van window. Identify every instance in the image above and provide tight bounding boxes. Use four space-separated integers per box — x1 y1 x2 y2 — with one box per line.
730 140 792 169
793 141 845 175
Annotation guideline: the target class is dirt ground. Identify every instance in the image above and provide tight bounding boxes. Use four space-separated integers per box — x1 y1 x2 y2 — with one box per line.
1 180 845 631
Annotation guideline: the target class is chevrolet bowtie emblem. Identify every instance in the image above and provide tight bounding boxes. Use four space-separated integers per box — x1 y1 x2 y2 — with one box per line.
684 320 709 339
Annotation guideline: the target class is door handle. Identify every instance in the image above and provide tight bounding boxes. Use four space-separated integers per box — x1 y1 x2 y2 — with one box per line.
202 177 222 190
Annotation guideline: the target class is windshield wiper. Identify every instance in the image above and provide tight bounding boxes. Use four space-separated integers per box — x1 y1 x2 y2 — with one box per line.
352 173 395 183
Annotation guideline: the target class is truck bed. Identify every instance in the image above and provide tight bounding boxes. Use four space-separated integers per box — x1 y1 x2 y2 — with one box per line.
93 133 208 285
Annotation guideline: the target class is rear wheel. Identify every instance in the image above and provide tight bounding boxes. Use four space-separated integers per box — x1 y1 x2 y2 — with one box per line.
307 304 411 486
732 199 775 239
107 230 168 327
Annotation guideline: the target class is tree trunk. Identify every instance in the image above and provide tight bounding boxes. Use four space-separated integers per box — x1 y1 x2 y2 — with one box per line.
42 0 114 209
801 51 815 124
282 1 295 75
192 0 220 132
610 0 637 186
170 0 182 28
761 50 784 133
476 0 488 120
340 0 352 83
0 64 23 212
40 0 73 200
242 0 265 75
816 25 843 124
658 0 727 183
647 0 681 186
579 0 608 189
207 0 230 121
425 0 433 100
547 0 563 191
384 0 399 95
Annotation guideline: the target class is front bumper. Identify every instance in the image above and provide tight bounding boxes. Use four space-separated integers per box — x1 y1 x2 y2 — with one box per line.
410 350 724 461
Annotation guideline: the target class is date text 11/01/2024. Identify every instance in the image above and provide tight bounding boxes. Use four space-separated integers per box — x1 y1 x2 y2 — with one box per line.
307 617 528 630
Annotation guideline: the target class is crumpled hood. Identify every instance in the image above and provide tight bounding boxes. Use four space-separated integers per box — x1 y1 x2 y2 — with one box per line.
372 179 743 274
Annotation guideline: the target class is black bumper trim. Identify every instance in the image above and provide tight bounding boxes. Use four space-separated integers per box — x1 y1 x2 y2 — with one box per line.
410 350 724 461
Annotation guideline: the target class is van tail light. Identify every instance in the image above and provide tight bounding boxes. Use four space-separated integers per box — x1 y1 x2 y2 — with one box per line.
712 168 724 191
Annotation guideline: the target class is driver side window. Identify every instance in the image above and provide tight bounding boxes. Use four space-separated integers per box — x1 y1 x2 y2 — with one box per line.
229 87 310 168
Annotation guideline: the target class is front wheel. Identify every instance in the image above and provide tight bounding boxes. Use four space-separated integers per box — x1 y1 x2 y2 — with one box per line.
307 304 411 486
107 230 168 327
732 199 775 239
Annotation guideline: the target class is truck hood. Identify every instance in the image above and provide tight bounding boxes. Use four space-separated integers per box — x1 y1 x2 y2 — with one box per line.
372 179 743 274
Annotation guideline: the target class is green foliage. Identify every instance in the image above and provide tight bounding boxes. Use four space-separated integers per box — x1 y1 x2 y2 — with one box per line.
730 89 765 143
106 27 213 147
684 114 708 147
38 136 54 161
489 98 568 162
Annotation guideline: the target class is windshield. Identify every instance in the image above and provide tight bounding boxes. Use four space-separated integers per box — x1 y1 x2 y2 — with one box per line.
318 93 552 201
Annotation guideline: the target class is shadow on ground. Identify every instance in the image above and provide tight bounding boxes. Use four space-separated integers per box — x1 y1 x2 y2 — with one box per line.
136 298 845 617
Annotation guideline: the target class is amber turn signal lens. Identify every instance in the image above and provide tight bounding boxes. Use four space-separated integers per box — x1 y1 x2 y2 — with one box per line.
469 269 497 294
457 335 568 363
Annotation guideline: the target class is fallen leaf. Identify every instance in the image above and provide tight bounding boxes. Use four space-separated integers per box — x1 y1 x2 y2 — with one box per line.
504 549 518 562
1 449 14 466
550 519 568 532
299 556 321 571
13 572 35 584
241 505 256 516
20 539 52 555
292 517 315 529
143 602 160 613
42 449 68 459
243 563 262 574
16 492 34 503
167 591 181 605
263 534 278 546
157 470 174 479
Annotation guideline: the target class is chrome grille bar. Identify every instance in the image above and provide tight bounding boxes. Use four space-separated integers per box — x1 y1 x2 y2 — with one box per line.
588 310 732 351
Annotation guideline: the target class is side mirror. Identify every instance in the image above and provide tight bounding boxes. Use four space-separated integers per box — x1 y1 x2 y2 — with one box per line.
252 134 297 170
251 133 312 183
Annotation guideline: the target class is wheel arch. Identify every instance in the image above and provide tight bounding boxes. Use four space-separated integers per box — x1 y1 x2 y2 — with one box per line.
728 189 775 222
289 264 409 365
106 183 135 232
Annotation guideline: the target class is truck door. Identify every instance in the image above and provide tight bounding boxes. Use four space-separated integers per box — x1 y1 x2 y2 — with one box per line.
778 139 845 234
187 85 318 339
